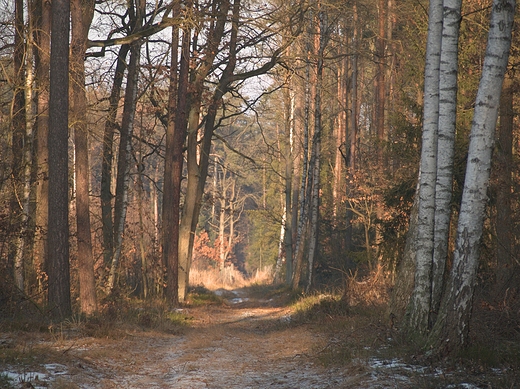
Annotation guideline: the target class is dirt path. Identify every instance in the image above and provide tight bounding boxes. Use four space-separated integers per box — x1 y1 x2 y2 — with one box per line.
2 289 496 388
70 290 353 388
1 289 364 388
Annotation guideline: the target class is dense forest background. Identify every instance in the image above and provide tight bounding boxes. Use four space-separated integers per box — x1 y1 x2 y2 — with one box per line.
0 0 519 358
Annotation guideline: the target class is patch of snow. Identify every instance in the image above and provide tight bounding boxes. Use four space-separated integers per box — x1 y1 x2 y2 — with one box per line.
229 297 249 304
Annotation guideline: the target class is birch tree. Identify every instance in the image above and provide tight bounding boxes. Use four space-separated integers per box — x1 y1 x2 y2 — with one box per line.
428 0 515 355
404 0 443 336
431 0 462 319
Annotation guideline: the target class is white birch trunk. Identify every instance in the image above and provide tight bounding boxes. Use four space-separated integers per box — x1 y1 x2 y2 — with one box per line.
274 206 286 281
431 0 462 316
405 0 443 335
429 0 515 354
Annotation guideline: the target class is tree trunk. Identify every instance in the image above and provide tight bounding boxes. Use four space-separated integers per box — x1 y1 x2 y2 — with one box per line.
389 182 419 323
431 0 462 320
493 73 514 299
284 87 295 285
101 44 130 267
428 0 515 355
404 0 443 337
34 0 51 294
375 0 386 163
292 15 313 290
332 59 345 220
48 0 72 320
11 0 27 291
109 43 141 292
71 0 97 315
162 1 186 305
177 0 234 301
306 8 327 293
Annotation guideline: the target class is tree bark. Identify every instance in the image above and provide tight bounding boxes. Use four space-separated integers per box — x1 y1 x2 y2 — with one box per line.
109 43 141 292
306 8 327 293
292 13 313 290
101 44 130 267
428 0 515 355
284 87 295 285
177 0 233 301
404 0 443 337
70 0 97 315
34 0 51 294
11 0 27 291
431 0 462 320
48 0 72 320
162 0 185 305
493 73 513 299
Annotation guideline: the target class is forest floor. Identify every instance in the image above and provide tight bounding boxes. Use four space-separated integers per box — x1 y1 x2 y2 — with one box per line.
0 285 518 388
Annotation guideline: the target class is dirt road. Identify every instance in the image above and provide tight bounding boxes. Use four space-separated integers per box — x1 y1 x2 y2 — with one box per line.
70 289 359 388
1 289 496 388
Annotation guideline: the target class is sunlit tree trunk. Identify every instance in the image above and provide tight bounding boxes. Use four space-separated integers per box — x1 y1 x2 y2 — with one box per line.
284 87 295 284
345 2 359 254
178 0 233 301
428 0 515 355
375 0 386 162
404 0 443 337
12 0 27 291
292 14 313 290
33 0 51 294
162 0 185 305
48 0 72 320
306 7 327 293
332 59 345 220
71 0 97 315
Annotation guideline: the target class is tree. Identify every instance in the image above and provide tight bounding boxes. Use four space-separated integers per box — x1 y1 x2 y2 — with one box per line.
162 0 189 305
428 0 515 355
11 0 27 292
431 0 462 320
108 0 145 292
47 0 72 320
70 0 97 314
404 0 443 336
33 0 52 295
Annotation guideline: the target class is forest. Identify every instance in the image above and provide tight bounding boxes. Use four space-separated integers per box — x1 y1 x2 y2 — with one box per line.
0 0 520 381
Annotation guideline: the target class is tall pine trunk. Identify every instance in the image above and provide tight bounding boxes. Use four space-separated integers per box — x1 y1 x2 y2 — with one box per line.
12 0 27 291
34 0 51 294
48 0 72 320
71 0 97 315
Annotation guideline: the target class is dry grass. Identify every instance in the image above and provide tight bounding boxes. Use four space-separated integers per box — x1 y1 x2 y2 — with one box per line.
344 264 392 307
189 265 273 291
